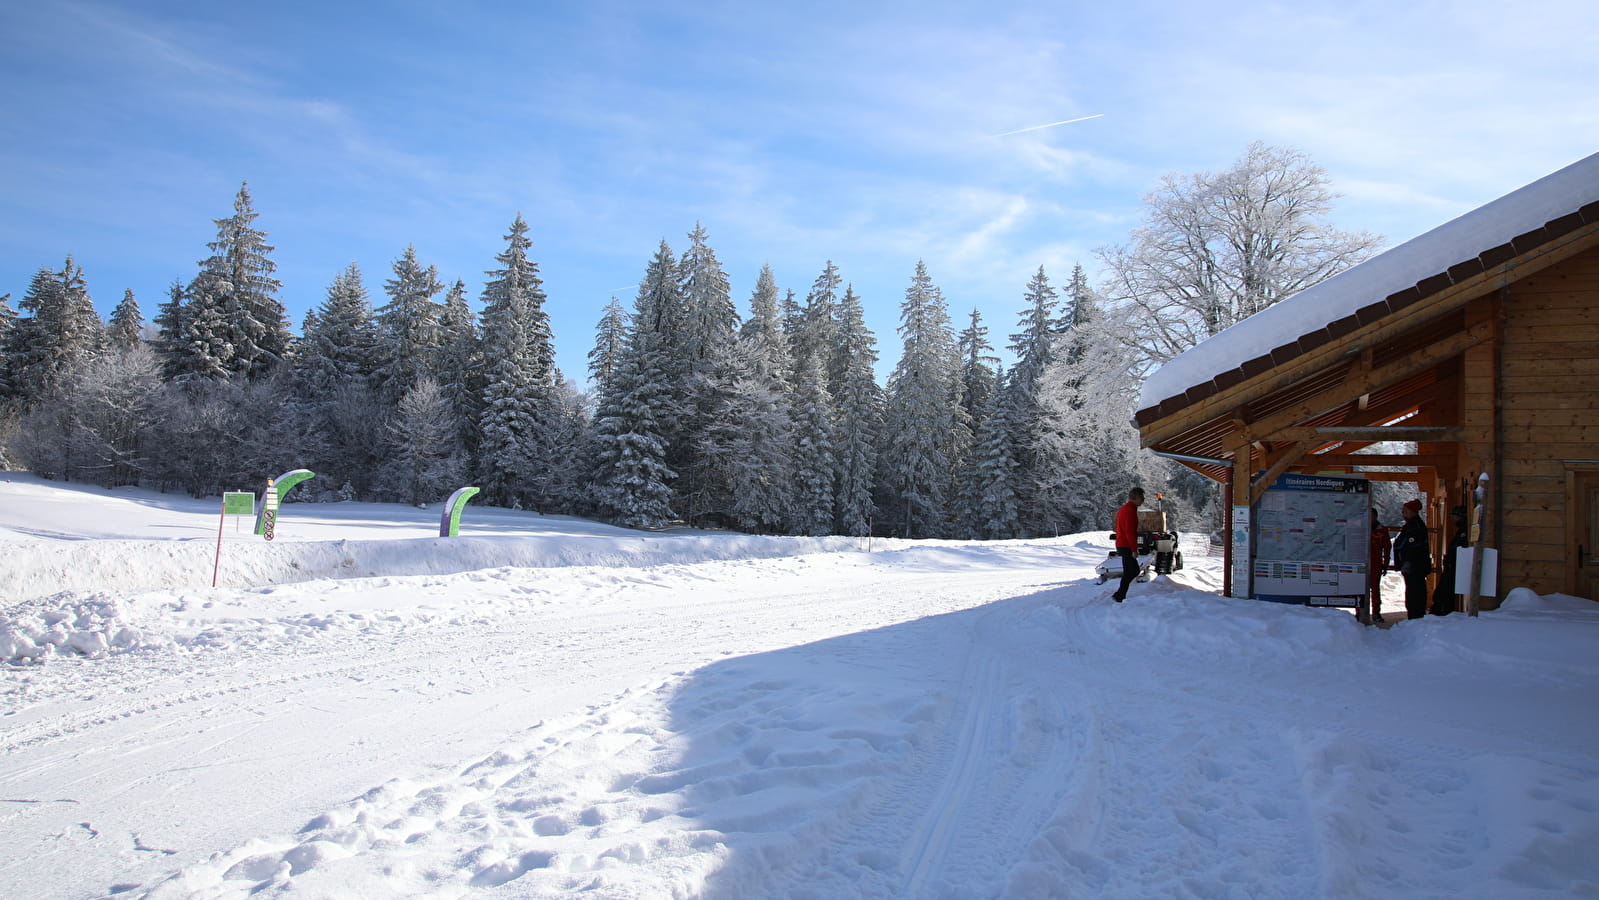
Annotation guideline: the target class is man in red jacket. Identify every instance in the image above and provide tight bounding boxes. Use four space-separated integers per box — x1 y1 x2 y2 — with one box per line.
1112 487 1145 602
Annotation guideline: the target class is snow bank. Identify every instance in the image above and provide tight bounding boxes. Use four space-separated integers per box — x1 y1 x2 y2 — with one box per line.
0 531 867 606
0 592 167 661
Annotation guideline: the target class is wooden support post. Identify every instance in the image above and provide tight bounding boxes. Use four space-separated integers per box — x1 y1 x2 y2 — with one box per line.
1231 445 1254 600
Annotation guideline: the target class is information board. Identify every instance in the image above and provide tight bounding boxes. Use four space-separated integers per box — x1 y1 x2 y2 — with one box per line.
1253 474 1371 603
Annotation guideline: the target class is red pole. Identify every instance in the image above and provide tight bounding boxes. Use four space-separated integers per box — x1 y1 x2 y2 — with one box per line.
213 499 226 587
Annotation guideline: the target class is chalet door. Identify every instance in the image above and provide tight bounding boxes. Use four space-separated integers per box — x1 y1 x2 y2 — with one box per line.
1576 472 1599 601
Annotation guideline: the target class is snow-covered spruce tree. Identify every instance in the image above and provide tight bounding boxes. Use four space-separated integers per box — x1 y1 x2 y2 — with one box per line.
107 289 144 350
710 264 797 533
675 224 745 525
957 307 1000 436
876 261 964 539
678 224 737 372
1100 142 1379 371
829 284 881 536
474 214 563 511
950 307 1000 536
781 263 847 535
584 243 685 527
692 263 806 534
2 259 105 407
184 183 292 380
433 279 480 462
961 372 1024 539
787 346 837 535
379 376 467 507
586 241 686 527
296 263 380 399
740 265 792 384
289 264 383 497
586 352 678 529
374 245 444 407
999 265 1063 536
151 281 194 380
790 262 841 390
587 297 629 401
0 292 13 400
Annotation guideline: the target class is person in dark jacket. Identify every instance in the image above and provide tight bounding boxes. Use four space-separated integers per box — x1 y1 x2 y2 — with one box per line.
1392 498 1432 620
1431 505 1468 615
1111 487 1145 602
1368 508 1390 624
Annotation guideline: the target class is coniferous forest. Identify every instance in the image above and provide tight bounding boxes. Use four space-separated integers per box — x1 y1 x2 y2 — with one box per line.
0 144 1376 539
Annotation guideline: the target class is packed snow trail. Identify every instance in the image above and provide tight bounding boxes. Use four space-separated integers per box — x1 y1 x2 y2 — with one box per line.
2 538 1121 898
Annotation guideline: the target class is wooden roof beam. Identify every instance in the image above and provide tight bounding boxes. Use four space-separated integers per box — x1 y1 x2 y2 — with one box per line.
1163 320 1491 452
1249 442 1314 505
1294 453 1455 468
1279 425 1464 443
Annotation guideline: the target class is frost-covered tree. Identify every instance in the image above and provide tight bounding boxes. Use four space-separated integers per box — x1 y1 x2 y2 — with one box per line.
674 225 745 523
1101 142 1379 369
876 261 963 538
433 279 479 455
379 376 467 506
587 297 629 399
678 224 737 371
787 347 836 535
710 264 797 533
0 292 13 398
3 259 104 405
740 264 791 384
586 243 684 528
961 375 1024 539
107 289 144 349
296 263 379 398
830 284 880 535
995 266 1068 536
1036 309 1143 533
475 214 563 510
183 183 292 379
374 245 444 406
586 351 678 529
791 262 841 389
139 377 272 497
11 343 162 487
957 307 1000 432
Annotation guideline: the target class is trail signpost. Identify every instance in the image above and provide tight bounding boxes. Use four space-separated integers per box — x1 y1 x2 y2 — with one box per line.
254 469 315 539
214 492 256 587
440 487 481 537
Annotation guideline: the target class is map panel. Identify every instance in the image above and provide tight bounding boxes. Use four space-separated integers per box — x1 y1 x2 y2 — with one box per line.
1253 474 1371 600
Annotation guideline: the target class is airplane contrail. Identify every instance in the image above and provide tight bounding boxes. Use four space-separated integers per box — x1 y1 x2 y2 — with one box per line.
990 113 1104 138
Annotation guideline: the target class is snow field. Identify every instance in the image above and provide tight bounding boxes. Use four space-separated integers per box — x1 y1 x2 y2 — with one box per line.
3 474 1598 898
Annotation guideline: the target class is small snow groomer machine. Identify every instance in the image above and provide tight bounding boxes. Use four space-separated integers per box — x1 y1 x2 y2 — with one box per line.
1094 494 1185 585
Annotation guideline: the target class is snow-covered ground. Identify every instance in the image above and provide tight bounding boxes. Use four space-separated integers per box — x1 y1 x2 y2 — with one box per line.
2 472 1596 899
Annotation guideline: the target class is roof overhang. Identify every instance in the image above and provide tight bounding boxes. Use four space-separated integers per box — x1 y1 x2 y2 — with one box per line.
1135 205 1599 495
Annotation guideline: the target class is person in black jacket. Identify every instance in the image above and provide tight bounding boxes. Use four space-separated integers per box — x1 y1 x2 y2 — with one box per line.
1431 505 1468 616
1392 499 1432 620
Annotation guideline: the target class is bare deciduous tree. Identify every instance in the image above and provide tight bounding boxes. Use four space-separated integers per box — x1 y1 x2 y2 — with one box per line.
1101 142 1380 370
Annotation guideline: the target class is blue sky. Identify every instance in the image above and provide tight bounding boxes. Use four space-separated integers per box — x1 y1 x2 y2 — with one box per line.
3 0 1596 384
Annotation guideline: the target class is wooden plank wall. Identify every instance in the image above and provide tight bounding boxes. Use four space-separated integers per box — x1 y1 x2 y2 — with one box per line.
1493 244 1599 595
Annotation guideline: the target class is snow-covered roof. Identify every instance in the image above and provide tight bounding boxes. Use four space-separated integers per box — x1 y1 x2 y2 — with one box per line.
1137 151 1599 419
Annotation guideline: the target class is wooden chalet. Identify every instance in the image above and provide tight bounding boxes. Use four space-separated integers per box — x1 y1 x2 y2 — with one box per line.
1133 152 1599 606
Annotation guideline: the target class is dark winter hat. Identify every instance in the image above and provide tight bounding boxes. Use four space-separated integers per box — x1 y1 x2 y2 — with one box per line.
1403 499 1423 514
